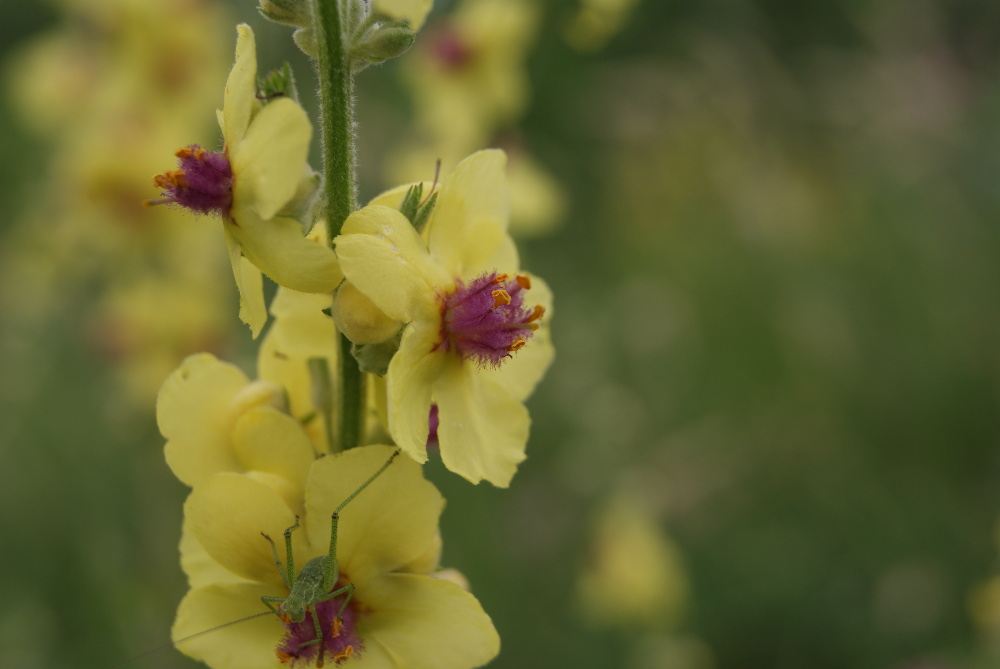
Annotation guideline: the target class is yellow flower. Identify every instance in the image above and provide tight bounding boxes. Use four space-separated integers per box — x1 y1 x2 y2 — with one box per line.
406 0 540 149
577 491 689 629
147 24 341 337
157 353 316 503
335 150 554 487
173 445 499 669
373 0 433 30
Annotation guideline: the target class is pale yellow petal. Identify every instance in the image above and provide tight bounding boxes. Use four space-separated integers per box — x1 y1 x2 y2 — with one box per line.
373 0 433 30
303 445 444 589
232 406 315 483
336 204 446 322
434 358 529 487
158 353 246 487
359 573 500 669
231 97 312 220
180 522 250 589
489 273 554 401
226 213 342 293
225 226 267 337
173 582 287 669
185 473 304 587
222 24 257 148
386 321 446 463
425 150 511 277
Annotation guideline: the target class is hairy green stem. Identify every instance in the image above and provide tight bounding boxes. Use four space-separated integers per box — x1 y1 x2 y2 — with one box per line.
313 0 365 450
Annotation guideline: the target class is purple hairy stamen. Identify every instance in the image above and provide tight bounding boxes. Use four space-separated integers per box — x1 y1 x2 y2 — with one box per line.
436 271 544 367
144 144 233 217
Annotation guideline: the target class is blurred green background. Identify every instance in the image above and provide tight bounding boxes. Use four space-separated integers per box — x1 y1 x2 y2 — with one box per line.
3 1 1000 668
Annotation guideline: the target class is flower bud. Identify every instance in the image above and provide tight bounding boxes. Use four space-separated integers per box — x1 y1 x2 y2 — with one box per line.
352 22 416 66
333 281 402 345
258 0 311 27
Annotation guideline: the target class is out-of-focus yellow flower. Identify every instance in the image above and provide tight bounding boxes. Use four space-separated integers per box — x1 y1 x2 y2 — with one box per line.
389 139 566 236
405 0 540 149
336 150 554 487
374 0 433 30
147 25 341 337
564 0 643 51
577 491 688 629
174 445 499 669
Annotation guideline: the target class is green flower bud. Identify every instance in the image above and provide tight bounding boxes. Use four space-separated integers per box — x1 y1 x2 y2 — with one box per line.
258 0 311 27
351 22 415 66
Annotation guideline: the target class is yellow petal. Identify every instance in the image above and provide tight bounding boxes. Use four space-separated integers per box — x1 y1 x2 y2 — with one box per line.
359 573 500 669
226 213 342 293
303 445 444 589
489 273 555 401
185 472 304 587
386 320 446 463
222 24 257 148
232 406 315 484
425 150 511 277
434 358 529 487
158 353 246 487
179 522 250 590
336 204 446 322
231 97 312 220
173 582 287 669
224 226 267 337
373 0 433 30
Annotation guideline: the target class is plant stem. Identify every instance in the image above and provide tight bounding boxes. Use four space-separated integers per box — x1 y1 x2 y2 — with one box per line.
313 0 365 450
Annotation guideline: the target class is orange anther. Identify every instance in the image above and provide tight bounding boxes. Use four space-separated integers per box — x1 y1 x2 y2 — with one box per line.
492 289 511 307
334 646 355 662
516 274 531 289
509 338 527 351
527 305 545 323
331 616 344 637
276 650 293 664
174 147 193 158
494 273 509 283
193 147 206 159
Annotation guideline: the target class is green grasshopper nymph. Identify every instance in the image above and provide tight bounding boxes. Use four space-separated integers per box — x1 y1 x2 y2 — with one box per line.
261 448 400 667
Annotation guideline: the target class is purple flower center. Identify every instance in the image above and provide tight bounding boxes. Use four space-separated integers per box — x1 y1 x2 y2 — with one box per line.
426 24 476 70
144 145 233 217
275 590 364 667
436 271 544 367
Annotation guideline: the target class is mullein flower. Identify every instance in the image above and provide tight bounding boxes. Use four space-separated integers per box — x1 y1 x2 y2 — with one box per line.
174 445 499 669
335 150 554 487
146 24 341 337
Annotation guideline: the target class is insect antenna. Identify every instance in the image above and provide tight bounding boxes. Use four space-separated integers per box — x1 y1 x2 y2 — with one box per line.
111 609 278 669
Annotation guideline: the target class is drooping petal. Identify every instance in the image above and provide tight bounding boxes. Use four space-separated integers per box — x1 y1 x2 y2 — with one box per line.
225 213 342 293
425 150 510 277
231 407 315 484
159 353 246 487
230 97 312 221
359 573 500 669
488 273 554 401
336 204 446 322
386 320 446 463
222 25 257 149
224 227 267 337
303 445 444 589
173 582 287 669
434 357 529 487
185 472 304 587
